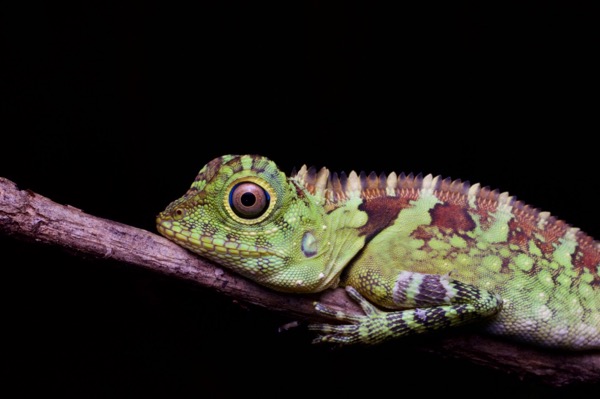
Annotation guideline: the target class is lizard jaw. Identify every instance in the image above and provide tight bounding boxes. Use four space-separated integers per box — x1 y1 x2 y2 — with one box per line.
156 220 277 259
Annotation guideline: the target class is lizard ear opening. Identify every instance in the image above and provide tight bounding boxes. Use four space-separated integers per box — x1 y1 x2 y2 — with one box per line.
224 177 278 224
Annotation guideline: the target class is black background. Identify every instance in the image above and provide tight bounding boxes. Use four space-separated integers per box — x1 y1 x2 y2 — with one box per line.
1 1 599 397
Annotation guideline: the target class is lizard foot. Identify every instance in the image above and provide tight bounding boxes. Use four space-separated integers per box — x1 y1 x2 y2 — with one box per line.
308 286 390 345
308 281 502 346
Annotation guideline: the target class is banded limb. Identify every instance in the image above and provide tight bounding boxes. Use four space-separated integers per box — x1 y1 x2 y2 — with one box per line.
309 271 502 345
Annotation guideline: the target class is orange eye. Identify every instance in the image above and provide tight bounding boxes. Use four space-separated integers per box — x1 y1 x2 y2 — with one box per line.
228 182 270 219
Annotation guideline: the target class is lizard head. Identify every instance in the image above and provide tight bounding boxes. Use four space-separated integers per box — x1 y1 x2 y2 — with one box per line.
156 154 357 293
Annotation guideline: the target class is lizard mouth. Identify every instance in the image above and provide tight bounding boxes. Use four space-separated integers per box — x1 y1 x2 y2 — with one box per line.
156 219 277 258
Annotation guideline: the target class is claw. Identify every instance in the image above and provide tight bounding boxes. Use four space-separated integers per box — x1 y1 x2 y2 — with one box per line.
313 301 362 323
344 286 380 316
312 334 357 345
308 323 358 334
309 322 361 345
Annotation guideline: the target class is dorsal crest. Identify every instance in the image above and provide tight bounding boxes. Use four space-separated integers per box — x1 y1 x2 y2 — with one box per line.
291 164 600 256
291 164 479 205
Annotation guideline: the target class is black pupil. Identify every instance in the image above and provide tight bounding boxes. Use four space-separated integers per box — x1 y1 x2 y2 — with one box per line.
241 192 256 207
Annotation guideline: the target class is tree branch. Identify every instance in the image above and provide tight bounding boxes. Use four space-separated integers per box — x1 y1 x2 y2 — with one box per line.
1 176 598 387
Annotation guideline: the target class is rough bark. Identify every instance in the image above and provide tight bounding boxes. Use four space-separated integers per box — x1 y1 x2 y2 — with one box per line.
1 176 598 387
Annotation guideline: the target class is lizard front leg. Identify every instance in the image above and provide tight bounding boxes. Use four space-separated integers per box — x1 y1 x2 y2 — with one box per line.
309 271 502 345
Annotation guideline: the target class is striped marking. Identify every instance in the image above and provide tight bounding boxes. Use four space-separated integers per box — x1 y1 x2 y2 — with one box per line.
393 271 456 307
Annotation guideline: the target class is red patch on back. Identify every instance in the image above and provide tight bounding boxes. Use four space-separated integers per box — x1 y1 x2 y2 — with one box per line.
473 197 498 230
358 197 410 240
507 214 537 251
507 225 529 251
412 225 435 241
574 235 600 277
430 203 476 232
539 220 569 247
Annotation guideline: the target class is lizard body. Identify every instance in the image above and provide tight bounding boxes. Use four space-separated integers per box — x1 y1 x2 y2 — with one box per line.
156 154 600 350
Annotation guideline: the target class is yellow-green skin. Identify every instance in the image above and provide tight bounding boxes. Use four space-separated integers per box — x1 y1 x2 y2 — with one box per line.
156 155 600 350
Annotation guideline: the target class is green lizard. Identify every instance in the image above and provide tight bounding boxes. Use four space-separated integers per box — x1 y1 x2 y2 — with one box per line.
156 154 600 350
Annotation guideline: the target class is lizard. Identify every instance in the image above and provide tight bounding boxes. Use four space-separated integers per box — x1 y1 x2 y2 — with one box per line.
156 154 600 350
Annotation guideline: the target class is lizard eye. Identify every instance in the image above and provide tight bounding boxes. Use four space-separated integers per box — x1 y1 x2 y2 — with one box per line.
229 182 270 219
